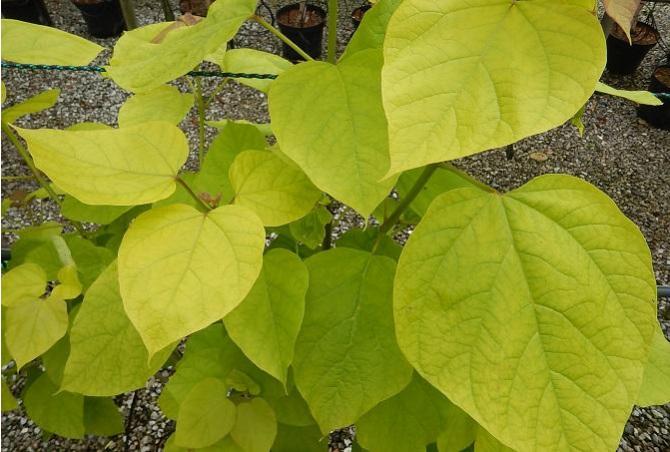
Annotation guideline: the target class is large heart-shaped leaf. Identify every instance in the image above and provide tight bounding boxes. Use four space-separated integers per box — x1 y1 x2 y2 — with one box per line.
382 0 606 175
394 175 657 451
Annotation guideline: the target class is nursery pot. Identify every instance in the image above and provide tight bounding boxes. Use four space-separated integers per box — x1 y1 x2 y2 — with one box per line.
606 22 659 75
1 0 52 25
637 65 670 130
351 4 371 29
71 0 125 38
277 3 326 61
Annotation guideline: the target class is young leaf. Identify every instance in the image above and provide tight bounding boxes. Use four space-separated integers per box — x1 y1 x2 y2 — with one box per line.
50 264 82 301
229 150 322 226
357 375 452 452
62 262 172 396
1 262 46 307
595 81 663 106
394 174 657 451
221 49 293 93
1 19 103 65
175 377 236 448
224 249 309 385
288 206 332 249
269 49 395 218
230 398 278 452
2 88 60 124
293 248 413 432
118 85 194 127
23 373 85 439
14 122 189 206
5 295 68 369
118 204 265 357
382 0 606 175
636 326 670 406
105 0 257 92
83 397 124 436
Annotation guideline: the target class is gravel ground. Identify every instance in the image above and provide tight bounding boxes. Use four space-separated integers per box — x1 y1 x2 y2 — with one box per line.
1 0 669 451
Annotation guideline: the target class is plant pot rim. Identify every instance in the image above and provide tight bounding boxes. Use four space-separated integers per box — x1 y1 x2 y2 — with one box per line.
277 3 326 30
611 21 660 46
351 4 372 22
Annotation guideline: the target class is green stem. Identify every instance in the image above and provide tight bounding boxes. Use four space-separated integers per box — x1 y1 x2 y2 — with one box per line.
161 0 175 21
118 0 138 30
327 0 338 63
176 176 212 212
379 163 439 235
204 79 229 109
1 122 89 237
440 162 497 193
194 79 206 167
253 15 315 62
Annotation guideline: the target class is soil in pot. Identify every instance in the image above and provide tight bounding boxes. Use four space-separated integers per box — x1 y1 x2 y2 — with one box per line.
606 22 659 75
71 0 125 38
277 3 326 61
638 65 670 130
351 4 371 29
1 0 52 25
179 0 215 17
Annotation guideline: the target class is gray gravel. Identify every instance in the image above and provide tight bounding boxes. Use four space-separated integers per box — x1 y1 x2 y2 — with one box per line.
2 0 669 451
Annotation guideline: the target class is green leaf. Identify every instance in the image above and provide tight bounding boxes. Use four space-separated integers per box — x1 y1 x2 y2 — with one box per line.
224 249 308 385
269 49 395 218
1 381 18 412
175 377 236 448
65 122 112 131
382 0 606 175
570 104 587 137
106 0 257 92
62 262 171 396
265 378 315 427
1 262 46 307
8 226 64 280
343 0 402 57
436 405 477 452
1 19 103 65
474 428 515 452
83 397 124 436
23 373 85 439
595 81 663 106
229 150 322 226
2 88 60 124
165 434 244 452
221 49 292 93
42 335 70 386
207 119 272 137
394 174 657 451
118 204 265 356
63 235 115 289
637 326 670 406
226 369 261 395
50 264 82 301
294 248 413 432
289 206 332 249
336 228 401 261
118 85 194 127
61 195 133 225
230 398 277 452
5 295 68 369
14 122 189 206
357 375 452 452
272 423 325 452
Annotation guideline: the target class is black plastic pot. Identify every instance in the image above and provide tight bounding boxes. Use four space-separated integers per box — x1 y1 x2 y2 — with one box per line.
277 4 326 61
1 0 52 25
71 0 125 38
606 22 659 75
351 5 371 29
637 65 670 130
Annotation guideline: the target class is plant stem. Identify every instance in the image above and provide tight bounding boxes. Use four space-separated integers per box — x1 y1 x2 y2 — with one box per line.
161 0 175 21
124 390 138 452
175 176 212 212
379 163 439 235
193 79 206 167
322 222 333 250
1 122 89 237
1 174 35 181
204 79 230 109
118 0 138 30
253 15 315 62
327 0 338 63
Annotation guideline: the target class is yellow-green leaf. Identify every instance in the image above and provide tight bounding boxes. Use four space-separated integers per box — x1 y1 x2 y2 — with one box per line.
23 373 85 439
2 88 60 124
84 397 124 436
14 122 189 206
288 206 332 249
595 81 663 106
5 295 68 369
175 377 236 448
229 150 322 226
61 195 133 225
1 19 103 65
269 49 395 218
382 0 606 175
637 326 670 406
225 249 308 384
118 204 265 356
62 262 172 396
1 381 18 412
272 423 325 452
343 0 401 57
221 49 292 93
436 404 477 452
475 428 516 452
51 264 82 300
1 262 46 307
294 248 413 432
394 174 657 451
106 0 257 92
118 85 194 127
230 398 278 452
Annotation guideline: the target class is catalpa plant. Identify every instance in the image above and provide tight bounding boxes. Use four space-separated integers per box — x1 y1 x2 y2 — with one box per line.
1 0 668 450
